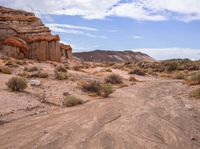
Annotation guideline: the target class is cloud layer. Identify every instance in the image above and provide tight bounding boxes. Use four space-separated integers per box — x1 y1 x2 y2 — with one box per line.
1 0 200 21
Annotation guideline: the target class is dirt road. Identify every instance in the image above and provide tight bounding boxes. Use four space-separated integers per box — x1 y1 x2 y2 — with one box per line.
0 78 200 149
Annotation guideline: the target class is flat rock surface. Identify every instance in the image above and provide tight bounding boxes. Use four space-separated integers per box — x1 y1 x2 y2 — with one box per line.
0 78 200 149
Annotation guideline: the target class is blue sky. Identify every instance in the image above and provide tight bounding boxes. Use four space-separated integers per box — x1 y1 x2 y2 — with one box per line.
1 0 200 60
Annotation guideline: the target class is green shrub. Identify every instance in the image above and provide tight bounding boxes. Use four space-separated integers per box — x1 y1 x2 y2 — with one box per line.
105 74 123 84
129 68 145 76
24 66 39 72
0 66 12 74
190 88 200 99
63 96 83 107
55 71 68 80
6 77 27 91
100 83 114 98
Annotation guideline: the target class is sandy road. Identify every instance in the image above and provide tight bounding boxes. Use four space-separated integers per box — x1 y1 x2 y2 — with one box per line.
0 78 200 149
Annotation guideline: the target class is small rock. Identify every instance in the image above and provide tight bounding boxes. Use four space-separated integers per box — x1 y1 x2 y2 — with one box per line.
30 80 41 87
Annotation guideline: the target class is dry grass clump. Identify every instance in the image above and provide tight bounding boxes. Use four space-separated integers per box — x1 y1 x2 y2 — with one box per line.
73 65 82 71
129 68 145 76
187 72 200 85
105 74 123 84
105 68 112 72
55 71 68 80
190 88 200 99
63 96 83 107
38 71 49 78
129 76 137 82
0 66 12 74
173 72 187 80
6 77 27 91
81 81 114 97
24 66 39 72
55 65 67 72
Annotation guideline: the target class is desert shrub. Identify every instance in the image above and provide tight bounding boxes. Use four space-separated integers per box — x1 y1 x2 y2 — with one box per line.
55 65 67 72
174 72 186 80
166 62 178 72
73 65 82 71
81 81 102 95
0 66 12 74
55 71 68 80
63 96 83 107
6 77 27 91
129 76 137 82
190 88 200 99
100 83 114 98
129 68 145 76
105 68 112 72
187 72 200 85
24 66 39 72
105 74 123 84
38 72 49 78
16 60 26 65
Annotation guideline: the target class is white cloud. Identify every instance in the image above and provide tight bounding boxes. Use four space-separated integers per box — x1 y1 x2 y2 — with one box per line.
132 48 200 60
1 0 200 21
46 23 107 38
131 35 143 39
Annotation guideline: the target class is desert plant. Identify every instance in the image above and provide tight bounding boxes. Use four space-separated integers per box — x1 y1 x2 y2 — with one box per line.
190 88 200 99
105 74 123 84
55 71 68 80
174 72 186 80
81 81 102 95
129 76 137 82
100 83 114 98
24 66 39 72
0 66 12 74
166 62 178 72
187 72 200 85
6 77 27 91
105 68 112 72
73 65 82 71
55 65 67 72
63 96 83 107
129 68 145 76
38 71 49 78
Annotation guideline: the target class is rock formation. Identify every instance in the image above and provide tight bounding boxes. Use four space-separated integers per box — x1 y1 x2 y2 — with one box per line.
74 50 155 63
0 6 72 61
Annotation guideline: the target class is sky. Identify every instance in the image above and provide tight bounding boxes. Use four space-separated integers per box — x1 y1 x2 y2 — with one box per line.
0 0 200 60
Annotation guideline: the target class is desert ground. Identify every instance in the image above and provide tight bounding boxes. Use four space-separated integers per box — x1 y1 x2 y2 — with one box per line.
0 58 200 149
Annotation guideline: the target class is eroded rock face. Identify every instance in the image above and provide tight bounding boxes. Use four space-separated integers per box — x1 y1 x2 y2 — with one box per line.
0 6 72 61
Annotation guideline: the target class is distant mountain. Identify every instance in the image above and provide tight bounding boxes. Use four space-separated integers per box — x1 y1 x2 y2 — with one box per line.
73 50 155 63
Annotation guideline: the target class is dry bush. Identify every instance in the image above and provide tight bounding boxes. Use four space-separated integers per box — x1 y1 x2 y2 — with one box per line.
129 68 145 76
173 72 186 80
105 74 123 84
129 76 137 82
73 65 82 71
24 66 39 72
81 81 114 97
0 66 12 74
38 71 49 78
6 77 27 91
100 83 114 98
105 68 112 72
63 96 83 107
55 71 68 80
190 88 200 99
55 65 67 72
187 72 200 85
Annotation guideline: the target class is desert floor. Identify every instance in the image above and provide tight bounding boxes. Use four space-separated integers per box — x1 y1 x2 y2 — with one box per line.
0 65 200 149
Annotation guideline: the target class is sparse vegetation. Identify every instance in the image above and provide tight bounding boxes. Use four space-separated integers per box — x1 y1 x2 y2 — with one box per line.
24 66 39 72
6 77 27 91
105 68 112 72
100 83 114 98
0 66 12 74
63 96 83 107
173 72 186 80
55 65 67 72
55 71 68 80
38 71 49 78
129 68 145 76
129 76 137 82
81 81 114 97
187 72 200 85
190 88 200 99
105 74 123 84
73 65 82 71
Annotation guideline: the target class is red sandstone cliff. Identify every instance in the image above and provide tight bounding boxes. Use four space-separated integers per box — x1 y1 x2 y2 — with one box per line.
0 6 72 61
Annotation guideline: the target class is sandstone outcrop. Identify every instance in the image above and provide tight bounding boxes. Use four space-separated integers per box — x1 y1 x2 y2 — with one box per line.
0 6 72 61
